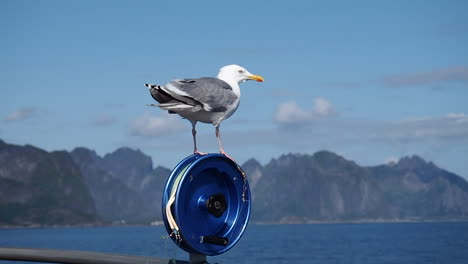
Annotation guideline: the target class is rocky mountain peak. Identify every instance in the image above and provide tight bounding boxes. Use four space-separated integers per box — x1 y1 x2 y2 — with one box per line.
243 158 262 168
396 155 430 169
71 147 100 163
242 158 263 189
103 147 153 171
0 140 97 225
312 150 353 168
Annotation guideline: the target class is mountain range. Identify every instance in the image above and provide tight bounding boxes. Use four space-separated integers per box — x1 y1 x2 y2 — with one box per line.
247 152 468 223
1 139 467 226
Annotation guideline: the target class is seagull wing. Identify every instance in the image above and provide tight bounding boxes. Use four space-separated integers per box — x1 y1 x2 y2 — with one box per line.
163 77 238 112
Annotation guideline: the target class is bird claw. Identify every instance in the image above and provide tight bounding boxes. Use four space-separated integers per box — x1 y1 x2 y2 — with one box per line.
194 150 208 156
220 150 236 163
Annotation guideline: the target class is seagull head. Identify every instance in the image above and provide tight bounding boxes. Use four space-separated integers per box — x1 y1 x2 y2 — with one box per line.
217 65 264 84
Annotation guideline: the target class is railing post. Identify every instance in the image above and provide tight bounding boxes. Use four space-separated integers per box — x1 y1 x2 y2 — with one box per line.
189 253 207 264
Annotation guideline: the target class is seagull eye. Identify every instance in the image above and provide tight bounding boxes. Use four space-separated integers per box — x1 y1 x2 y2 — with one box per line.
238 70 244 74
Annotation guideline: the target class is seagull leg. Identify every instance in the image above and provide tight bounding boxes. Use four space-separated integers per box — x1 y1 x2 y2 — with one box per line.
215 125 236 162
192 121 207 155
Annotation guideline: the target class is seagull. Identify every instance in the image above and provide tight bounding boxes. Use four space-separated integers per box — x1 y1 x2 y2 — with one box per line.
145 64 264 160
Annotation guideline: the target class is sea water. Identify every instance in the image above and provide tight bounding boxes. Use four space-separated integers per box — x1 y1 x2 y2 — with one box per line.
1 222 467 264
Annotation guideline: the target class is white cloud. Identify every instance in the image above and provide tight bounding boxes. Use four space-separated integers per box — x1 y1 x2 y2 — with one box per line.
381 66 468 87
3 107 38 122
240 111 468 155
273 108 468 145
313 97 334 117
275 97 335 124
447 113 468 124
384 113 468 142
130 113 185 137
275 101 311 123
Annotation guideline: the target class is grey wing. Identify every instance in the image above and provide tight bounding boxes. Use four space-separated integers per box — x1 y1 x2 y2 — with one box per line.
164 77 238 112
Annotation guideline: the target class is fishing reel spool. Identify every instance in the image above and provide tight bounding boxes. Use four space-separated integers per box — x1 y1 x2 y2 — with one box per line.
162 153 251 256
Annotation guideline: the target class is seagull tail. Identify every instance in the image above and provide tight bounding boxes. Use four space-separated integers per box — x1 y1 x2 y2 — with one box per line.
145 83 198 114
145 83 175 105
144 83 160 89
147 103 177 114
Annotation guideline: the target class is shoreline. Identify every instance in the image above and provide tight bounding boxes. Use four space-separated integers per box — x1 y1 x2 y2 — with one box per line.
2 218 468 229
252 218 468 225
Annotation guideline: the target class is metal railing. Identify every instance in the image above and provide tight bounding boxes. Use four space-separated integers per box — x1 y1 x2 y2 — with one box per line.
0 247 207 264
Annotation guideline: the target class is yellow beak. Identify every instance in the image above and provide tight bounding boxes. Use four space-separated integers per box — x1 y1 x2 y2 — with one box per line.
247 74 265 82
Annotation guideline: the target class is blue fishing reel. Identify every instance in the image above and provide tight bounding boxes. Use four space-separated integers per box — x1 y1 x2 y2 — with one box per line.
162 153 251 256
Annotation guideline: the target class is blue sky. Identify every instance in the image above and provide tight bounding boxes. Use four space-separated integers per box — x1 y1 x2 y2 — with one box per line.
2 0 468 178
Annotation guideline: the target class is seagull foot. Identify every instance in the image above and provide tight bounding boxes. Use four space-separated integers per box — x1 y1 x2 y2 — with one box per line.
194 150 208 156
220 150 236 163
